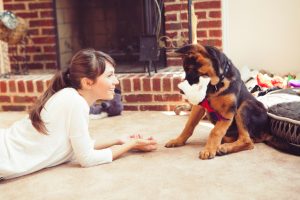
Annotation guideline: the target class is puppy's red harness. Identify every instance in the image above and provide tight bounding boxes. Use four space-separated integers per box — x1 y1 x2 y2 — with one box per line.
199 99 229 121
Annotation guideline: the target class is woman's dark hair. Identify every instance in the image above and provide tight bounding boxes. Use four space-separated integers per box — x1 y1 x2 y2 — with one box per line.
29 49 115 134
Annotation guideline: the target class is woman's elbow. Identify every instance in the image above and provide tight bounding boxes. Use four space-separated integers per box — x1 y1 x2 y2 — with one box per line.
77 157 94 168
77 157 111 168
75 149 113 167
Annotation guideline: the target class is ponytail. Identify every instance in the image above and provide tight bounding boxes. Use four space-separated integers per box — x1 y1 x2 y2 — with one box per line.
29 68 71 134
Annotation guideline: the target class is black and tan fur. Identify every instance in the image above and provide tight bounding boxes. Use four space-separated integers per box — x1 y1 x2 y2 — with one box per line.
165 44 299 159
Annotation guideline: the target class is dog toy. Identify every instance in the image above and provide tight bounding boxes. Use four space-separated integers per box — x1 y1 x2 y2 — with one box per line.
177 77 229 121
256 73 286 88
178 76 211 105
89 88 123 119
288 80 300 88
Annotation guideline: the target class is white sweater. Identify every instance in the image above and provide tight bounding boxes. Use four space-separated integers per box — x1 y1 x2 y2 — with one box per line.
0 88 112 179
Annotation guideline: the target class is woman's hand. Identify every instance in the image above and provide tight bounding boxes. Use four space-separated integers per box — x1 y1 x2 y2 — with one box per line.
111 135 157 160
131 136 157 152
119 134 157 152
118 134 142 144
118 134 150 144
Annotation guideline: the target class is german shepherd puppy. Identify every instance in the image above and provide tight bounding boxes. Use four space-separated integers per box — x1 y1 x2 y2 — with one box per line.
165 44 299 159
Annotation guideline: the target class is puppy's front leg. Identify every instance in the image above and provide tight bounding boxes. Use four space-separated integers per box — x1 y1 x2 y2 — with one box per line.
199 119 232 159
165 105 205 148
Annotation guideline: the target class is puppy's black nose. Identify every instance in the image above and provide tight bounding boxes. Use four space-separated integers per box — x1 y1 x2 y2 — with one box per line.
179 89 184 94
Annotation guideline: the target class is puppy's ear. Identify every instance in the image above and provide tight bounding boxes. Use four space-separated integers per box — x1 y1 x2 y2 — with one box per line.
174 44 208 57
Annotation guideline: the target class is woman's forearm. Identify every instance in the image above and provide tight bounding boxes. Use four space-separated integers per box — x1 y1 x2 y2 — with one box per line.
110 141 135 160
94 137 157 161
94 139 122 150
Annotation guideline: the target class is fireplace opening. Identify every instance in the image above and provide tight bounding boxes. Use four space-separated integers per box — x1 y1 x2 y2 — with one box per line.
56 0 166 73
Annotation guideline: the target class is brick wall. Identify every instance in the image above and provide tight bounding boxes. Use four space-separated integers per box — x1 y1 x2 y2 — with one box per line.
164 0 222 67
119 72 185 111
0 71 187 111
0 74 51 111
3 0 57 72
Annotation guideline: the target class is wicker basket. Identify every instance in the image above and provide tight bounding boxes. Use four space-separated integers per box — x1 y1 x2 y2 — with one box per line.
0 16 28 45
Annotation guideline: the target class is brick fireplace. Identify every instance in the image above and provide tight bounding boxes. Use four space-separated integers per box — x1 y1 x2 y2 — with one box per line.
0 0 222 111
56 0 167 73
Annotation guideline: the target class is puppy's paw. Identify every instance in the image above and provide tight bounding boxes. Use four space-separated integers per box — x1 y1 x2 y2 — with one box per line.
165 139 185 148
199 149 216 159
216 144 228 156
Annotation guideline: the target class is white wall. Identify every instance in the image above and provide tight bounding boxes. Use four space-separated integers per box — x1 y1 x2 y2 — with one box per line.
222 0 300 75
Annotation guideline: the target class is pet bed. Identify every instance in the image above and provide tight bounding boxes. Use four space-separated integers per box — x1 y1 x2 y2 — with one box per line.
268 102 300 147
258 89 300 149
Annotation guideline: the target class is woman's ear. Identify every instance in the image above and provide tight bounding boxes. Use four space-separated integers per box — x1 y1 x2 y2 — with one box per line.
80 77 94 89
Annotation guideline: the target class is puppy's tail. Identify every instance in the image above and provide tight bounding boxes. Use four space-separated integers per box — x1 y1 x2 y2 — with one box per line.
264 135 300 156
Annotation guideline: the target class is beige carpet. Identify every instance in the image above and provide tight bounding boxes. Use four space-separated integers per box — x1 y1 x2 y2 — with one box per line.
0 111 299 200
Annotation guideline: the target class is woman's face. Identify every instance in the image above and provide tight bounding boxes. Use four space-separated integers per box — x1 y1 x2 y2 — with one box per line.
91 62 119 100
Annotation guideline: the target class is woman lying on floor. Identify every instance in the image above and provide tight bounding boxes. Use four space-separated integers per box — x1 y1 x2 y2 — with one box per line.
0 49 157 180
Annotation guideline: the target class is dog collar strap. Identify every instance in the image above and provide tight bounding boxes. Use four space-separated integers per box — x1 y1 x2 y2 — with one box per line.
209 81 224 93
219 61 230 80
207 61 230 93
199 99 229 121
